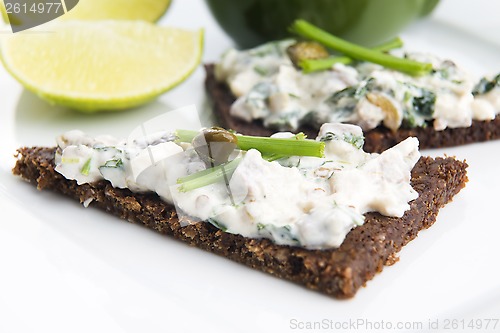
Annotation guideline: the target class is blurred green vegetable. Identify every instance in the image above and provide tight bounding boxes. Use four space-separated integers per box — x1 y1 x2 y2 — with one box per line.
205 0 440 49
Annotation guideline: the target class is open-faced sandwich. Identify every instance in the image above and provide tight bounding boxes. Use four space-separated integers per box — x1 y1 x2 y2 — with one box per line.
205 20 500 152
13 121 467 298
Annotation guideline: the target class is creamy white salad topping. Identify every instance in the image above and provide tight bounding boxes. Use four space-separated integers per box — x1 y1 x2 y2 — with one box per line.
55 123 420 250
216 40 500 132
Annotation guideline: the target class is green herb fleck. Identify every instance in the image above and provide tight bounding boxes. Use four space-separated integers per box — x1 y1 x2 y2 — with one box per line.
103 159 123 168
253 65 268 76
80 158 92 176
472 73 500 96
343 133 365 149
249 40 294 57
320 131 364 149
61 157 79 164
327 78 374 105
208 218 227 232
412 89 436 117
256 223 300 245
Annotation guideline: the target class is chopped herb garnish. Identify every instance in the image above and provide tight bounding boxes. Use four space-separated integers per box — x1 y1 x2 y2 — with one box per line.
102 159 123 168
327 78 375 105
472 73 500 96
61 157 79 164
80 158 92 176
253 65 269 76
249 40 294 57
343 132 365 149
327 86 358 105
412 89 436 117
399 83 436 128
208 218 228 232
257 223 300 245
320 131 364 149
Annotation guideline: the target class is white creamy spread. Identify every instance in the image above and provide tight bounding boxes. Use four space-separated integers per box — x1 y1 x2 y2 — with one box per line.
55 124 420 250
216 40 500 132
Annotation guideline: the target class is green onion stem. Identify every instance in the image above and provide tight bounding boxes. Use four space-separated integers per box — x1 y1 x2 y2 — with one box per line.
176 131 317 192
177 158 241 192
176 130 324 158
262 153 287 162
177 151 298 192
290 19 432 76
236 135 324 157
175 129 198 143
177 158 241 184
299 37 404 73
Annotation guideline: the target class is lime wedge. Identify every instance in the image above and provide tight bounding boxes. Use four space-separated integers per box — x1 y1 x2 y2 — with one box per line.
0 21 204 112
62 0 172 22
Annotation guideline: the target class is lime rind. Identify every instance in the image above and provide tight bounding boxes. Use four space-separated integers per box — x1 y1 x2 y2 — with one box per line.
0 0 21 25
2 0 172 25
61 0 172 22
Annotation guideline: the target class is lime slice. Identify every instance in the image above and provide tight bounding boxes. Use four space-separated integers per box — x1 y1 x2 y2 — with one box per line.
62 0 172 22
0 21 204 112
1 0 171 25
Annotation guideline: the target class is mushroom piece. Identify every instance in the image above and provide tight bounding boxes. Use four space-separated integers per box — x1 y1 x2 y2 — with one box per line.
287 41 329 68
192 127 238 167
366 93 402 132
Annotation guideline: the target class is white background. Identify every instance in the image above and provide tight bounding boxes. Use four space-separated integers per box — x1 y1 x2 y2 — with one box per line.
1 0 500 332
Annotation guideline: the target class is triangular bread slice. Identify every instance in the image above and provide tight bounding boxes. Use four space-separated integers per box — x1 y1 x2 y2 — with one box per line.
205 64 500 153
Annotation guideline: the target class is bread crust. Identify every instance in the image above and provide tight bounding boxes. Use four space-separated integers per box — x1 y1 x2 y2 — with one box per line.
13 147 467 298
205 64 500 153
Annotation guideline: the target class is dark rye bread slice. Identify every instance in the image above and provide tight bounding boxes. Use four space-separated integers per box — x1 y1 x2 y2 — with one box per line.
13 146 468 299
205 64 500 153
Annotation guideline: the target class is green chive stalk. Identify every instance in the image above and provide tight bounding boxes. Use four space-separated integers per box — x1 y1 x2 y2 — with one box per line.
175 131 321 192
175 129 198 143
299 37 404 73
176 130 324 158
236 135 323 157
290 19 432 76
177 158 241 192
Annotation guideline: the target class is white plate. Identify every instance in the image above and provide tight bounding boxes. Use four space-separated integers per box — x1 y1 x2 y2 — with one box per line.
1 1 500 332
